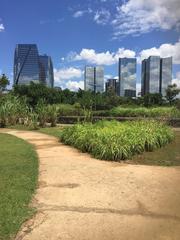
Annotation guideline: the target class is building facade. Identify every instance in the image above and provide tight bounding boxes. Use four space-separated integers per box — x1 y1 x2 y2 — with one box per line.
14 44 54 87
84 66 104 93
141 56 172 96
39 55 54 88
105 79 119 95
160 57 172 96
14 44 40 85
119 58 136 97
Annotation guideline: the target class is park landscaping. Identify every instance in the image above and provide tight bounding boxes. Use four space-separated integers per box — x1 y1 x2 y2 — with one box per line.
0 133 38 240
60 120 174 161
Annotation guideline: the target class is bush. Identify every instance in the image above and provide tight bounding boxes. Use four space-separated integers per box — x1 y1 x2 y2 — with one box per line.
60 120 174 161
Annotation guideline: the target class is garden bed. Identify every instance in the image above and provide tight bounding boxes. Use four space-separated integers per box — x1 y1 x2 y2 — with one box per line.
60 120 174 161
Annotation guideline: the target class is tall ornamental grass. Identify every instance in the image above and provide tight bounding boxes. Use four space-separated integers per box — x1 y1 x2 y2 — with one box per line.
60 120 174 161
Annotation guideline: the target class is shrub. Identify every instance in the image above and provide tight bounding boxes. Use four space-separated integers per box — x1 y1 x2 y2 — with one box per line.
60 120 174 161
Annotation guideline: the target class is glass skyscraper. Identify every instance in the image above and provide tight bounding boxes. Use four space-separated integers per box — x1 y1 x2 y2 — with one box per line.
141 56 172 96
14 44 40 85
84 66 104 93
119 58 136 97
39 55 54 88
14 44 54 87
160 57 172 96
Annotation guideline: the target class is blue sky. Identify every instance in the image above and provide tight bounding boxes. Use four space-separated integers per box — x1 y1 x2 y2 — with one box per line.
0 0 180 92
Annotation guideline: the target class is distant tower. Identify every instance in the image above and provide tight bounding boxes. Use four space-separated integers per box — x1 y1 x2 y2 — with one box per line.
141 56 172 96
160 57 172 96
84 66 104 93
14 44 40 85
39 55 54 88
119 58 136 97
105 79 119 95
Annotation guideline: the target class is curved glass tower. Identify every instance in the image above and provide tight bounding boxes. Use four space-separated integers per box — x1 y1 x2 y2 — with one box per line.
14 44 40 85
14 44 54 87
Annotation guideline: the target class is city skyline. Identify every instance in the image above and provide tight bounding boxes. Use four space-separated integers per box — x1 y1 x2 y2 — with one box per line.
0 0 180 92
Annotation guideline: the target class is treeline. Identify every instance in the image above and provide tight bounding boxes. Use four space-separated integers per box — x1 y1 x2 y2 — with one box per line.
10 82 180 109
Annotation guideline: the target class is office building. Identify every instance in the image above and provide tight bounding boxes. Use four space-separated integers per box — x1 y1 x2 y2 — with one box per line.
160 57 172 96
84 66 104 93
105 79 119 95
14 44 54 87
14 44 40 85
39 55 54 88
119 58 136 97
141 56 172 96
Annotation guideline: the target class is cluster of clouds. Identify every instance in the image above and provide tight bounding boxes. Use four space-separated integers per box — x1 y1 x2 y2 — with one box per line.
54 67 83 91
67 39 180 65
172 72 180 88
72 0 180 39
112 0 180 38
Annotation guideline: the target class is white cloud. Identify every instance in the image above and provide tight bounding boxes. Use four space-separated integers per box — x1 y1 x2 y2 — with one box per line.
72 48 136 65
0 23 4 32
54 67 83 91
112 0 180 38
139 39 180 64
66 80 84 91
172 72 180 88
54 67 82 82
94 9 111 25
73 11 85 18
73 8 93 18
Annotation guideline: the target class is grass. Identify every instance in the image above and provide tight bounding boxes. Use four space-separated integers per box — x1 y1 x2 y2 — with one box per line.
8 124 66 138
60 120 174 161
0 133 38 240
130 130 180 166
37 126 65 137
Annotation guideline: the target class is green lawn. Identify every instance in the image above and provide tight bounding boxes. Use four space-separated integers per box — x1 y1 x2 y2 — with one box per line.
0 133 38 240
8 125 66 138
37 126 65 138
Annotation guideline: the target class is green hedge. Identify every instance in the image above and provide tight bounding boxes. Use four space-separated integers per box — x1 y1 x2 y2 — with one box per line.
60 120 174 161
94 106 180 118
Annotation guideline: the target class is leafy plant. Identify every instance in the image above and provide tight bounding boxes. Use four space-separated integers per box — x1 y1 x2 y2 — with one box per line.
60 120 174 161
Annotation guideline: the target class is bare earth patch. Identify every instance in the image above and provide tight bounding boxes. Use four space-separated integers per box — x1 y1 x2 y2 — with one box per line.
1 129 180 240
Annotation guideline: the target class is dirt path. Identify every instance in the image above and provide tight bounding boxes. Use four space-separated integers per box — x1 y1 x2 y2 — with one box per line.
1 129 180 240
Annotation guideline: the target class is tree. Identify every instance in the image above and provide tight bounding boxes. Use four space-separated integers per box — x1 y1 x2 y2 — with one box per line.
143 93 163 107
0 74 10 92
165 84 180 105
105 88 120 109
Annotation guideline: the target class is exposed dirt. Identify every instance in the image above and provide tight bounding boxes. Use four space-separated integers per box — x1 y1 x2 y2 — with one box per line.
1 129 180 240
